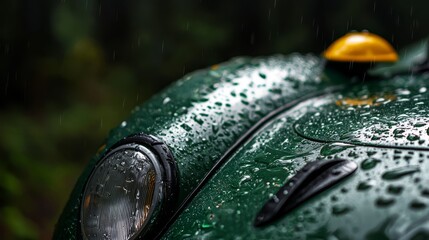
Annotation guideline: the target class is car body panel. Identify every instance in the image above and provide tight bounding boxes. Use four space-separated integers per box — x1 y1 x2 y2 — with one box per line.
54 54 344 238
163 74 429 239
295 74 429 149
55 35 429 239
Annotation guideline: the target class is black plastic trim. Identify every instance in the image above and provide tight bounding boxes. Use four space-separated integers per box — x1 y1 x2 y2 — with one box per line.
80 133 179 240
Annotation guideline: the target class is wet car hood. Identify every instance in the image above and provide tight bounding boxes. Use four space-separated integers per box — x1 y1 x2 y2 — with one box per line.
163 73 429 239
295 75 429 150
55 37 429 239
54 53 343 239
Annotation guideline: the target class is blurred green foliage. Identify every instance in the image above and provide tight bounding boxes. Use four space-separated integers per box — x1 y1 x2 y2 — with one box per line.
0 0 428 239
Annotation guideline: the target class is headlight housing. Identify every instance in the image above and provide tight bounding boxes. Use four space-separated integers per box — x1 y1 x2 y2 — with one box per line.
80 134 178 240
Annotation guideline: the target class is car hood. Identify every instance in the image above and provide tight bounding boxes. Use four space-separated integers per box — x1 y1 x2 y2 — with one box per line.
163 64 429 239
55 36 429 239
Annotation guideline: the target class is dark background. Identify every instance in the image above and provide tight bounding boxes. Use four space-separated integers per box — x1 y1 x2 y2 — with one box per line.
0 0 428 239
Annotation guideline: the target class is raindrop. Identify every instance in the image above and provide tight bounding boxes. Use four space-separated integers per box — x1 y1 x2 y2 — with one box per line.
239 175 251 186
407 134 420 141
414 122 426 128
357 180 376 191
421 189 429 198
382 166 420 180
162 97 171 105
180 123 192 132
332 204 352 215
201 223 213 229
387 185 404 195
320 143 353 156
361 158 381 170
375 197 395 207
409 200 426 210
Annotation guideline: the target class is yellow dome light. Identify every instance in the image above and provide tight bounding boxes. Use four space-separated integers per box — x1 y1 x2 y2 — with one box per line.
324 32 399 62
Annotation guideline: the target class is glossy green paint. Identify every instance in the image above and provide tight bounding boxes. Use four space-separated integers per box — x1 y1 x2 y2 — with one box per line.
54 54 343 238
295 76 429 149
163 74 429 239
56 36 429 239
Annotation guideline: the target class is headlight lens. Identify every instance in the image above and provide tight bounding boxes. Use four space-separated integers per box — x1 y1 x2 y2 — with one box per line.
81 143 164 240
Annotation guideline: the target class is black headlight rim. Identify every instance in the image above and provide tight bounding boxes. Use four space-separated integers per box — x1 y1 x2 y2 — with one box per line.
80 133 179 240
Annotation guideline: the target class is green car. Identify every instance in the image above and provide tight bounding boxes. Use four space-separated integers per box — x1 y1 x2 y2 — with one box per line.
54 32 429 239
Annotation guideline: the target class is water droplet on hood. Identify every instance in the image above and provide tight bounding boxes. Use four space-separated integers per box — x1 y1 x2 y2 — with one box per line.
375 197 395 207
382 166 420 180
332 204 353 215
361 158 381 170
357 179 377 191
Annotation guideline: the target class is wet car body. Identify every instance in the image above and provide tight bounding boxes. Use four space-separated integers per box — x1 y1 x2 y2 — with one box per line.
55 36 429 239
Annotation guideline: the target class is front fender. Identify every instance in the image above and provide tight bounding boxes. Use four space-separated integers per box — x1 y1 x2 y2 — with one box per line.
54 53 343 238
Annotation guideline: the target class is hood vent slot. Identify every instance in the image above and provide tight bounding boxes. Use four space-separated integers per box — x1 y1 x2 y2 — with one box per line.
254 159 357 227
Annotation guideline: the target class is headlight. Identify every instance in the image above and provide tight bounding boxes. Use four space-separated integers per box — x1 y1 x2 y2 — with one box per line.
81 134 178 240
